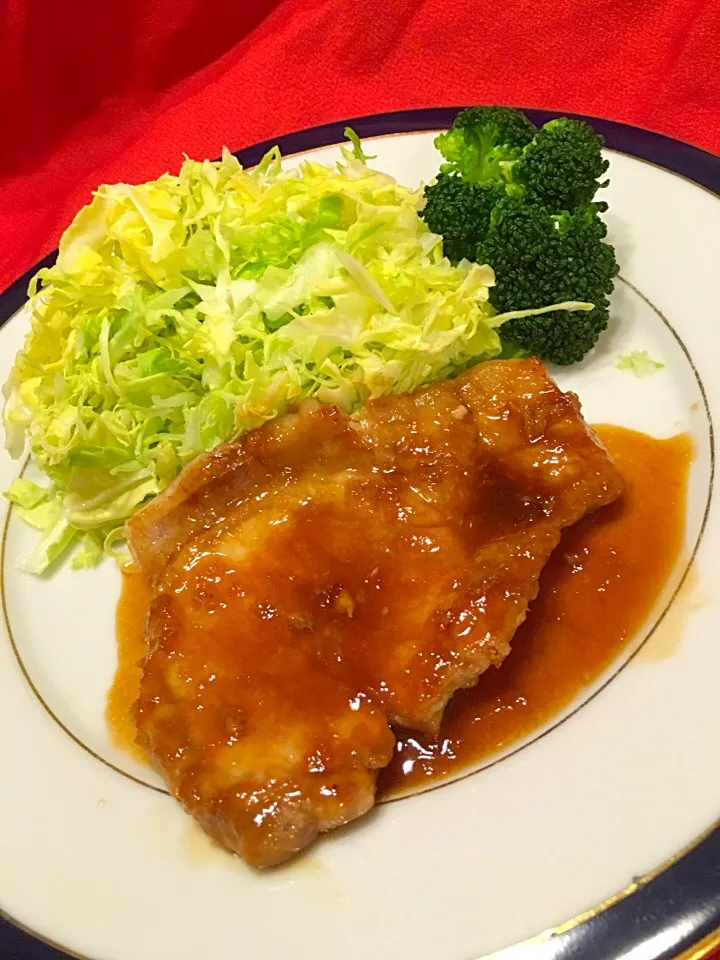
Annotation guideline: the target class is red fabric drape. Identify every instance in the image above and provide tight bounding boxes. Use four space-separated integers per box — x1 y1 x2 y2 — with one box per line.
0 0 718 291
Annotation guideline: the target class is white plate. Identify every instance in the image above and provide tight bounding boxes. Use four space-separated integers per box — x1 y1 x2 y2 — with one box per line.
1 111 720 960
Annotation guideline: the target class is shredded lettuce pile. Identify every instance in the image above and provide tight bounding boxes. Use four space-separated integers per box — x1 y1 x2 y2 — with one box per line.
3 139 590 572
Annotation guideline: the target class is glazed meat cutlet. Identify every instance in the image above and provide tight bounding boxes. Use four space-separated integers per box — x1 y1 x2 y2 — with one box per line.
126 358 623 867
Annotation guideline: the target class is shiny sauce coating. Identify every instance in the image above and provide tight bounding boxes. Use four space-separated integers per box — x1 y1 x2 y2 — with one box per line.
109 425 692 796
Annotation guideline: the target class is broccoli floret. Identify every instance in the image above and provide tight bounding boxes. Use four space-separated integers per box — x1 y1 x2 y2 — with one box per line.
434 106 536 184
427 108 618 364
421 173 505 262
477 198 619 365
509 118 609 211
498 309 607 366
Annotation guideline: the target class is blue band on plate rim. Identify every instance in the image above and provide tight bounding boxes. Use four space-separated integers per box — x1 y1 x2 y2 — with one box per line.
0 109 719 960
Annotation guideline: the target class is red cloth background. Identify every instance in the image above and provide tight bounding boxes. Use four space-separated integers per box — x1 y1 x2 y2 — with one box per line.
0 0 719 294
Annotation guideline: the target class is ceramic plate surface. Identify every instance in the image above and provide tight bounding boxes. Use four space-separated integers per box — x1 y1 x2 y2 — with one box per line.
1 109 719 960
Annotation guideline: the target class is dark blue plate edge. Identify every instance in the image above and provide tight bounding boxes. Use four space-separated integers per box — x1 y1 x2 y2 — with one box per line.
1 108 719 960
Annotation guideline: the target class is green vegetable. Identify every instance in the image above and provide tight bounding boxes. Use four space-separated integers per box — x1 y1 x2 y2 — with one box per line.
422 107 619 365
434 106 536 184
344 127 376 164
616 350 664 378
5 141 578 572
508 118 609 211
4 478 76 574
420 173 505 264
477 199 619 366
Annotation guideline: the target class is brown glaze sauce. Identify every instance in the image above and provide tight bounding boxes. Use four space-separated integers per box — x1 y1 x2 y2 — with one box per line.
106 569 153 764
108 425 692 795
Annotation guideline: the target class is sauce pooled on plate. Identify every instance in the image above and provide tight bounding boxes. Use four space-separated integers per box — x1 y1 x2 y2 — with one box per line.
109 424 692 799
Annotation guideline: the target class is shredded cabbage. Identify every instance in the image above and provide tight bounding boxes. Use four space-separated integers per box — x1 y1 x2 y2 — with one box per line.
616 349 664 378
2 140 587 572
